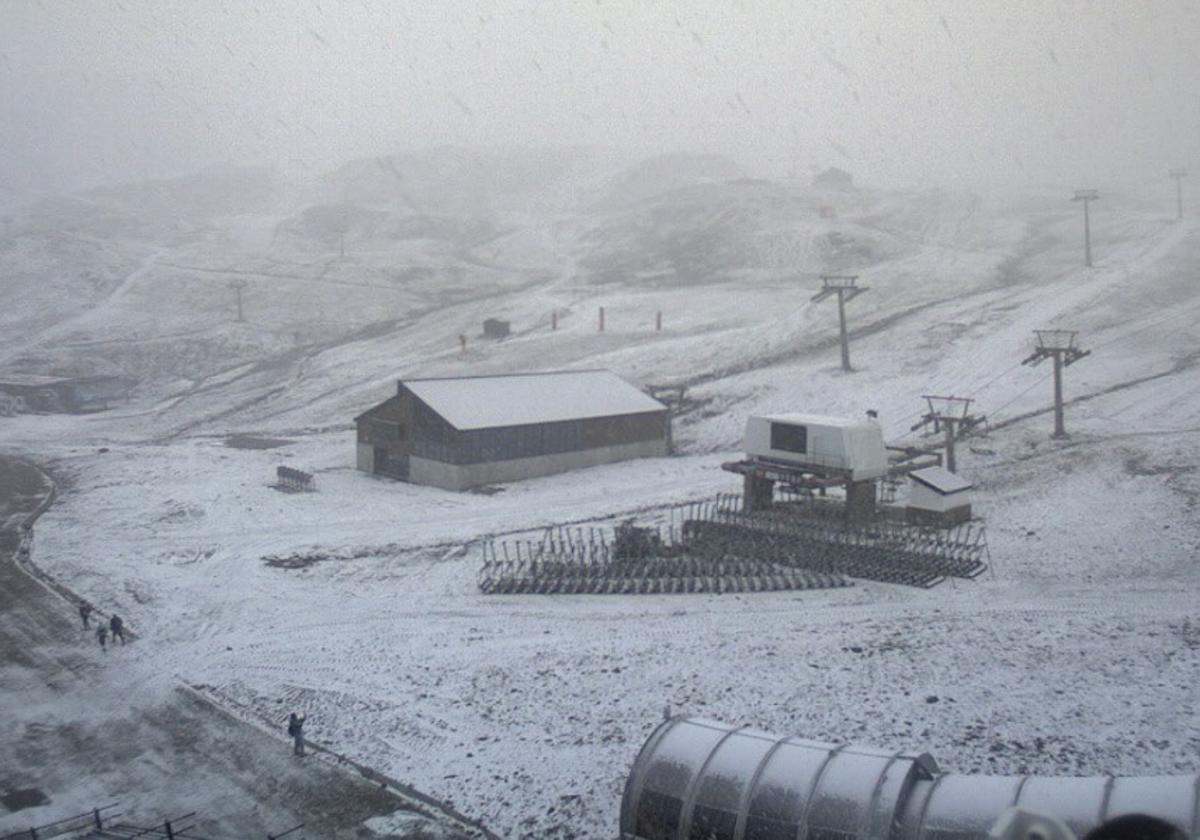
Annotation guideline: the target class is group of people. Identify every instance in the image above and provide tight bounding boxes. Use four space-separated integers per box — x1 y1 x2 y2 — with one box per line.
78 602 127 650
79 599 311 758
78 599 311 758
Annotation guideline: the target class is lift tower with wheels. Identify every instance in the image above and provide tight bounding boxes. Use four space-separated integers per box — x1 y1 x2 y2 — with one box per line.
1022 329 1091 438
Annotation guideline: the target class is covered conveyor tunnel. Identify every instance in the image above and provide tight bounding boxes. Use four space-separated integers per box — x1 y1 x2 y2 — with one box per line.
620 717 1200 840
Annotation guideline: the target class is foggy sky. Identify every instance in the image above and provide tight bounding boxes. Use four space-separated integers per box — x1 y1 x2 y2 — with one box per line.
2 0 1198 197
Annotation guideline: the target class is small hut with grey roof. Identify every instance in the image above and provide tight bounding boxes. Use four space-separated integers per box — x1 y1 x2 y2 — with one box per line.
355 370 669 490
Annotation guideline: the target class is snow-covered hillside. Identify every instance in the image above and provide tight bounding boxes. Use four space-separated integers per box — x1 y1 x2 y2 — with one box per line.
3 149 1198 839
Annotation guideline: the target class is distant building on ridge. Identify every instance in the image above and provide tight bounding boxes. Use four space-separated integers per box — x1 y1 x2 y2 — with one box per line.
482 318 511 339
813 167 854 190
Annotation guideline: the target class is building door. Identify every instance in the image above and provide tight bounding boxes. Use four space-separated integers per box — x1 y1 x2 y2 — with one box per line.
374 448 409 480
390 454 409 479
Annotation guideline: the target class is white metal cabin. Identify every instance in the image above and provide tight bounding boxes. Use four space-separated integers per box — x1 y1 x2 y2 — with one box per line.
906 465 973 525
744 413 887 481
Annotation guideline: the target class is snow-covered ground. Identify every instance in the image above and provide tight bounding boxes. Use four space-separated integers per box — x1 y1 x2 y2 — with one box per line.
3 153 1199 838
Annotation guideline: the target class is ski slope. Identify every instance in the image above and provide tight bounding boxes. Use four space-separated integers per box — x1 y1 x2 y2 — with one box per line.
2 152 1198 839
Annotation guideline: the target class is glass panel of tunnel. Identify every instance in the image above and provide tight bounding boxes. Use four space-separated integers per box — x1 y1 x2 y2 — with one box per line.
917 775 1025 840
743 739 840 840
687 728 780 840
1016 777 1109 838
631 721 736 840
861 752 936 840
803 747 897 840
1106 775 1198 833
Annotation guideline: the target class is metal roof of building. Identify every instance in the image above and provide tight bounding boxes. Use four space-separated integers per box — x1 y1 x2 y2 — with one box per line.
910 466 973 495
401 370 666 430
758 412 881 431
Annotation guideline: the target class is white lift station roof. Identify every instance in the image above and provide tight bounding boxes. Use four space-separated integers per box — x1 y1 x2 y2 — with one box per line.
401 370 666 431
910 465 973 495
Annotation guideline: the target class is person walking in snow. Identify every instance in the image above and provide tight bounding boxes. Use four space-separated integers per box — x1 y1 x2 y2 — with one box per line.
287 712 306 756
96 624 108 651
109 614 125 645
79 602 93 629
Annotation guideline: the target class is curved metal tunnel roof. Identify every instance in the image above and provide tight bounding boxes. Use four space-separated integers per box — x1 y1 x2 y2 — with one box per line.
620 717 1200 840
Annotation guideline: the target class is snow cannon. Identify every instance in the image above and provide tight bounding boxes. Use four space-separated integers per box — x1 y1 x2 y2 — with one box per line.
619 717 1200 840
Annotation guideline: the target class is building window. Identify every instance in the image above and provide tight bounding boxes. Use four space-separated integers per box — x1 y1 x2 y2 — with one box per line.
770 422 807 454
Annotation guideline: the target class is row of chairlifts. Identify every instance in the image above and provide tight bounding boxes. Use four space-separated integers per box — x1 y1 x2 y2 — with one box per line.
0 805 302 840
477 491 988 595
274 466 316 493
478 499 853 596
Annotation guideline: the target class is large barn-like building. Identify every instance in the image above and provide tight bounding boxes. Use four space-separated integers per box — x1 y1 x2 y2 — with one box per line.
355 370 669 490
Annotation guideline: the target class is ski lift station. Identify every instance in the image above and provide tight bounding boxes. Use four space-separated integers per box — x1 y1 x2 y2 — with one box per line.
744 414 888 480
355 370 669 491
728 413 902 521
620 717 1200 840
